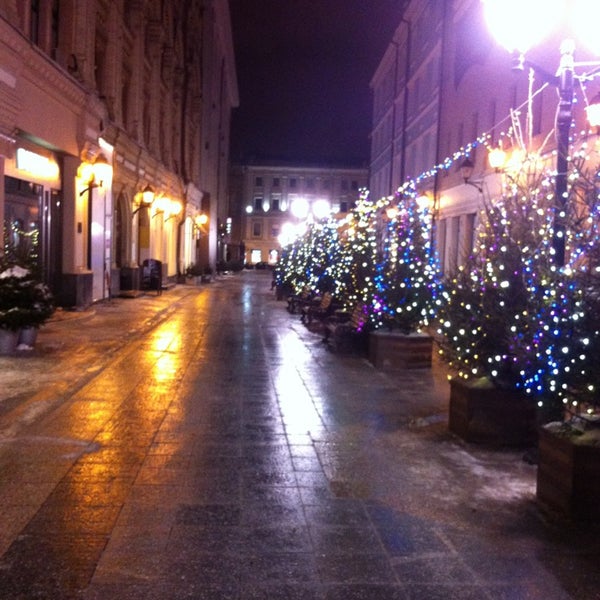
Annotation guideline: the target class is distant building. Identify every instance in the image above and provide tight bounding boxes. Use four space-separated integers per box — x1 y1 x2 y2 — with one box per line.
229 163 368 266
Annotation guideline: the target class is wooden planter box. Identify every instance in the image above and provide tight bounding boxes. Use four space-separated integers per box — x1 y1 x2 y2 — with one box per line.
448 377 537 446
537 426 600 522
368 330 433 370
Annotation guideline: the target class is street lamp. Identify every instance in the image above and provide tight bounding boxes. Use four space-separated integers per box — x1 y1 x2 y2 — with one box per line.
482 0 600 266
79 153 112 196
459 158 483 193
132 184 155 217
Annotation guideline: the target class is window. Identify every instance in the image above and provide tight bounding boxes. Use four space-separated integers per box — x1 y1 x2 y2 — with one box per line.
290 178 297 188
255 177 263 187
271 225 280 238
322 179 330 189
252 221 262 237
30 0 40 44
341 180 348 191
340 201 349 213
307 178 314 188
351 181 358 190
253 197 263 211
273 178 280 187
271 197 280 211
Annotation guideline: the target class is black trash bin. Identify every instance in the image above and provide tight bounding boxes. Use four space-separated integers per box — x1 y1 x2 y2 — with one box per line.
142 259 162 295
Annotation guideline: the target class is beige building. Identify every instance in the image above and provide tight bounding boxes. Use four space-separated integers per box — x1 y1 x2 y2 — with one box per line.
0 0 238 308
370 0 600 274
231 163 368 266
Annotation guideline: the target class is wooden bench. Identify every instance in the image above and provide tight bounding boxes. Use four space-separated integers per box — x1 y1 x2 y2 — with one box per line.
287 286 313 314
302 291 337 324
323 303 367 352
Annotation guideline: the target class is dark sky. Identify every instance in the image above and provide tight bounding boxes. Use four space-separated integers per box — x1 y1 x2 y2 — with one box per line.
229 1 404 166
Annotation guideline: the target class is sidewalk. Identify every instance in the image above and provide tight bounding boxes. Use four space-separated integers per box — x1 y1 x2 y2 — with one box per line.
0 282 201 436
0 271 598 599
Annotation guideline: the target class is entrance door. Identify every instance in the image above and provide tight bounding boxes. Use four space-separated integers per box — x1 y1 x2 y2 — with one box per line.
90 188 112 302
4 176 42 268
4 177 63 297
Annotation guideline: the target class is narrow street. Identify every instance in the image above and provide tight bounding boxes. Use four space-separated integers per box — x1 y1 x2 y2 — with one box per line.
0 271 598 599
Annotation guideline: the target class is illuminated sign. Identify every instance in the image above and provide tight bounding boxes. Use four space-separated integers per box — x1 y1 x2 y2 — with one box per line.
16 148 59 179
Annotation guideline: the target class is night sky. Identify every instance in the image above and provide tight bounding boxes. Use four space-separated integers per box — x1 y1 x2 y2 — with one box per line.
229 1 404 166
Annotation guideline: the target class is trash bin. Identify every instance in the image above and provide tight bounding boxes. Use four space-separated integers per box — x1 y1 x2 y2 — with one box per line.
142 259 162 294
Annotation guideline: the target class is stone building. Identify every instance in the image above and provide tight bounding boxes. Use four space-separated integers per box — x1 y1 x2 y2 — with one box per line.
370 0 600 274
0 0 238 307
230 162 368 266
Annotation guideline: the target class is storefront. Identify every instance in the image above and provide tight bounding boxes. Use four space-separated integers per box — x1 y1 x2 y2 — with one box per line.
3 144 62 294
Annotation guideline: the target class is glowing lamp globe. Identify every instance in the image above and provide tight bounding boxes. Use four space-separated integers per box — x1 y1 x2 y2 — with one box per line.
488 147 507 171
585 93 600 128
482 0 565 54
92 153 113 186
312 199 331 220
290 197 309 219
571 0 600 55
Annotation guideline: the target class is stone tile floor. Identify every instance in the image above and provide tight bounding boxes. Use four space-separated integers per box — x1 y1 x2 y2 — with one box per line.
0 271 598 599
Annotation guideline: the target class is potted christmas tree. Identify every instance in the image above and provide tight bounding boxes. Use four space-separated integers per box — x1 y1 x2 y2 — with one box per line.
367 187 441 370
532 161 600 522
0 228 55 353
436 157 555 445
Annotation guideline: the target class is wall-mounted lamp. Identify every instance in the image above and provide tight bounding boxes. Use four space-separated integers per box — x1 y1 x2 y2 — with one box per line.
79 152 112 196
193 213 209 238
586 91 600 132
194 213 208 228
164 200 183 222
488 147 507 172
132 184 156 217
459 158 483 193
416 194 433 211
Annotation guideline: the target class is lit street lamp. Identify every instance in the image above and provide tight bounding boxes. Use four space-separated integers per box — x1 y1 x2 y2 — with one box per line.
483 0 600 266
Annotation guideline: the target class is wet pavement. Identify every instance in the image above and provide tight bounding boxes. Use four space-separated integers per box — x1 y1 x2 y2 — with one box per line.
0 270 599 600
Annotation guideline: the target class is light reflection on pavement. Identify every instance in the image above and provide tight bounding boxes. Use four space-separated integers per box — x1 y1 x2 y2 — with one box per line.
0 271 597 599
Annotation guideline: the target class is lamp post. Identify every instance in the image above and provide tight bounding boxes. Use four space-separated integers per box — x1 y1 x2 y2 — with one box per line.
482 0 600 267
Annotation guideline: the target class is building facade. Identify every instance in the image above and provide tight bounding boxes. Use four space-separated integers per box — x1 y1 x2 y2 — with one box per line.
230 163 368 266
370 0 600 275
0 0 238 308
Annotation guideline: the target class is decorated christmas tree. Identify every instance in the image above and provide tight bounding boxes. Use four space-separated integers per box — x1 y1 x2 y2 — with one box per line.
437 153 600 420
370 187 440 333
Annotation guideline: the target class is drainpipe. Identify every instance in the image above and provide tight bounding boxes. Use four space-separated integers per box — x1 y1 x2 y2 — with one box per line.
432 1 449 249
399 17 412 187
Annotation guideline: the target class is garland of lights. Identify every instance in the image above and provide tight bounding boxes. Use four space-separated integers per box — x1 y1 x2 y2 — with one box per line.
276 98 600 419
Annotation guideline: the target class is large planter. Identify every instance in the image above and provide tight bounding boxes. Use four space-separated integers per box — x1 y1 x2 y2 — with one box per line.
0 329 19 355
537 425 600 522
448 377 537 446
368 330 433 370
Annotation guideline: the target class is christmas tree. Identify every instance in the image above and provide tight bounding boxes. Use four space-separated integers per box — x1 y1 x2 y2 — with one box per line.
437 153 600 420
370 188 440 333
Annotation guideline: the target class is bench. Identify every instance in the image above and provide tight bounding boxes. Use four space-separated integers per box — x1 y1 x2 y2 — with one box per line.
323 303 367 352
302 292 338 325
287 286 313 314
